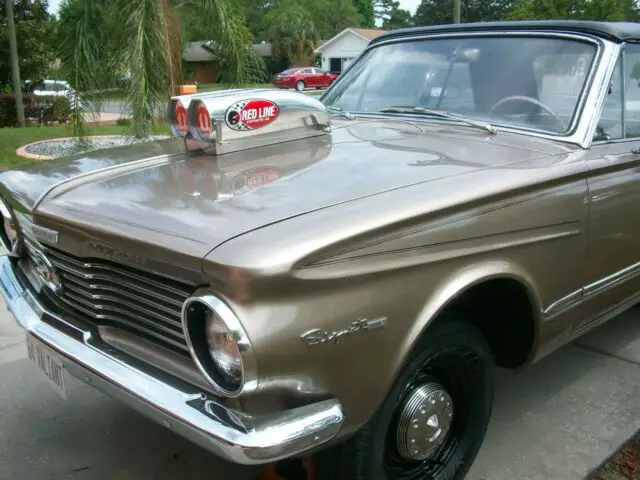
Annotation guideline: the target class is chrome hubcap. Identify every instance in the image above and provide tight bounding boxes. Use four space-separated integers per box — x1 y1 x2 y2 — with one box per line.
395 383 454 461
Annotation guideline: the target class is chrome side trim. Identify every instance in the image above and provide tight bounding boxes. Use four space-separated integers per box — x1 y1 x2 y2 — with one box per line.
543 288 582 317
572 287 640 338
0 254 343 464
583 259 640 297
544 260 640 319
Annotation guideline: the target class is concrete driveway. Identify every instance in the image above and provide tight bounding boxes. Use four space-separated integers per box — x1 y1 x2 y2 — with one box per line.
1 302 638 480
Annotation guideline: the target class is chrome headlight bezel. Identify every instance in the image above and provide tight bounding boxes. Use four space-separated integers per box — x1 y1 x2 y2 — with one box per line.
181 293 258 397
0 197 22 257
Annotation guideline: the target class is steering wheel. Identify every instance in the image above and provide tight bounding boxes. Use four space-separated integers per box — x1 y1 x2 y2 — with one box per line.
488 95 566 130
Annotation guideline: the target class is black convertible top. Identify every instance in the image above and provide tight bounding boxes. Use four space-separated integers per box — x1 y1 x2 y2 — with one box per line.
369 20 640 45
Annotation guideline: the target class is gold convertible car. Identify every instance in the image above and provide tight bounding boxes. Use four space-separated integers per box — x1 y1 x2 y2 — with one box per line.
1 20 639 479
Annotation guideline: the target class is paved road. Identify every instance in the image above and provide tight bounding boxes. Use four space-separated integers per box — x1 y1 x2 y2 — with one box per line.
1 302 638 479
101 101 128 116
98 101 163 118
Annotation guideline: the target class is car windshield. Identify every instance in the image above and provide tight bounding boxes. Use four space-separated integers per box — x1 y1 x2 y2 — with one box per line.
322 35 598 134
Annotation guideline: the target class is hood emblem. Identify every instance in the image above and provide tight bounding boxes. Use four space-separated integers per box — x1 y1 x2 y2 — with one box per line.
88 242 147 266
300 317 387 346
30 224 59 245
32 250 63 294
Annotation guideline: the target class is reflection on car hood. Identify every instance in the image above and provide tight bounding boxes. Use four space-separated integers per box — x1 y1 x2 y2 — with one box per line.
1 119 571 258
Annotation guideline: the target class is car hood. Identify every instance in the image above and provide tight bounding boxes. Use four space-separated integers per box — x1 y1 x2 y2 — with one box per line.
2 119 570 261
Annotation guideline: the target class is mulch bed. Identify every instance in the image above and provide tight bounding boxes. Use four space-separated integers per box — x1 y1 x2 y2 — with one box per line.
588 430 640 480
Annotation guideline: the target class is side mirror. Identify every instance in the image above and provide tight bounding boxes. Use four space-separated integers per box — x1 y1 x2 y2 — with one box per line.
594 125 611 142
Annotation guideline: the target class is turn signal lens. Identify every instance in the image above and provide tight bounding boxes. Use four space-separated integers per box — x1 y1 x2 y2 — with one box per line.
182 295 253 397
4 216 17 245
205 309 242 385
0 198 19 255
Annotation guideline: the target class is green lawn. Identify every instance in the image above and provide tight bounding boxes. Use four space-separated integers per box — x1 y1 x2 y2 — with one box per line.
0 123 167 172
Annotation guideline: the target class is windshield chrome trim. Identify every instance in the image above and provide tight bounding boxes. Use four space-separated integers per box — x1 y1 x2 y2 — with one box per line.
322 31 621 149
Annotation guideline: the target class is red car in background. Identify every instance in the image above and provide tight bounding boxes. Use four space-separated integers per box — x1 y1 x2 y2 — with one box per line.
272 67 339 91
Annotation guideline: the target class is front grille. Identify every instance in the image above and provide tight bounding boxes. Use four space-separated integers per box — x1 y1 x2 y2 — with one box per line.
39 247 194 354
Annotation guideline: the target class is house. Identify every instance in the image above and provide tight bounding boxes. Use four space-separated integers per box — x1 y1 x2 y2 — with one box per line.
183 41 273 84
314 28 388 73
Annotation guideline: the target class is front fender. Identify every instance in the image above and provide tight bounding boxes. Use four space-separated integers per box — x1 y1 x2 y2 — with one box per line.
399 260 544 376
229 256 546 434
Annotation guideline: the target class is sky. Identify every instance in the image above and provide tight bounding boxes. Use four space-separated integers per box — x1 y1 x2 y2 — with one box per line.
46 0 423 16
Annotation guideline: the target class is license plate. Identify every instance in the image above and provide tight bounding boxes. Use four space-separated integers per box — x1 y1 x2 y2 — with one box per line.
26 334 67 399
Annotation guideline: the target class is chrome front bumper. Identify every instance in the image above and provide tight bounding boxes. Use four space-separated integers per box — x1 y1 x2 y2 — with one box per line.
0 254 344 465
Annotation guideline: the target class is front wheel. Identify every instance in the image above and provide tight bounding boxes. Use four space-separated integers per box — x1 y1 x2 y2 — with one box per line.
316 320 494 480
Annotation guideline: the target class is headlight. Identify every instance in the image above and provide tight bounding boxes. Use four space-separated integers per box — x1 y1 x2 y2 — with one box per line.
0 198 20 256
182 294 257 397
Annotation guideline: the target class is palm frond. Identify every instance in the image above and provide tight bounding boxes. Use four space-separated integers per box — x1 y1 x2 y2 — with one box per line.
192 0 267 85
160 0 184 94
57 0 111 144
120 0 173 138
266 8 319 67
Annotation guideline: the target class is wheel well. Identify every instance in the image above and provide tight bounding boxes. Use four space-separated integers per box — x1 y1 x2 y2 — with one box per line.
436 278 537 368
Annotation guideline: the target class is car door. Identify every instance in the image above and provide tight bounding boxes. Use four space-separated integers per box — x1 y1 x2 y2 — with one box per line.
316 68 332 87
300 68 316 87
309 68 323 87
581 43 640 328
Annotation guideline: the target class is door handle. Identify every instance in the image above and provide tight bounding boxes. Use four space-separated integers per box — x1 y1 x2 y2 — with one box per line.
632 146 640 155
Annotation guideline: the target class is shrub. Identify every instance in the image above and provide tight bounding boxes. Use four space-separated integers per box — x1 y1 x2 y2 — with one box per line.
52 97 71 122
0 93 70 127
0 94 18 126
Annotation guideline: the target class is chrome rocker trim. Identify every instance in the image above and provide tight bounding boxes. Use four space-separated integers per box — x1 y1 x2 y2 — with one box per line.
0 254 344 465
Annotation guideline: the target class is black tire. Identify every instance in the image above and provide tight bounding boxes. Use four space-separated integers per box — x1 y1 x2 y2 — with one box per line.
316 319 494 480
295 80 305 92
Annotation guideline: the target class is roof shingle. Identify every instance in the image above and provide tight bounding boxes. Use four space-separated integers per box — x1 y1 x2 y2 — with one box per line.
351 28 389 40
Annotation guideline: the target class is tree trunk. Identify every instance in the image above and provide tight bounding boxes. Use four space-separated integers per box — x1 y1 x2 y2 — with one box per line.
5 0 25 126
453 0 461 22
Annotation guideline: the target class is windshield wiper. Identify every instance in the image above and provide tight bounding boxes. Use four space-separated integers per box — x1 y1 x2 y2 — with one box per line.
326 106 355 120
377 106 497 135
